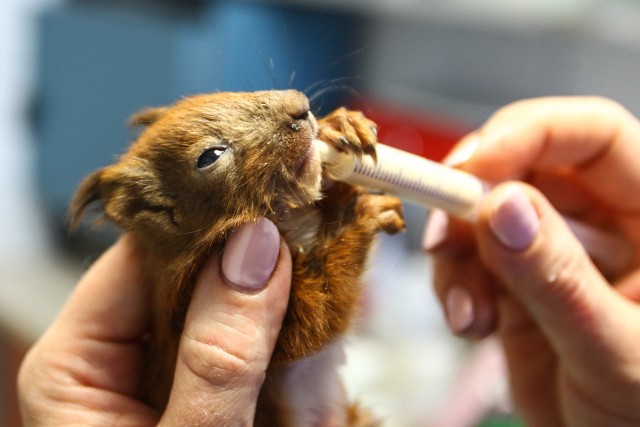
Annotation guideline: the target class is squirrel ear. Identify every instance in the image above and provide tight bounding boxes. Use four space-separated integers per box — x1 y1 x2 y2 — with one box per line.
69 168 106 229
128 106 170 127
69 162 179 232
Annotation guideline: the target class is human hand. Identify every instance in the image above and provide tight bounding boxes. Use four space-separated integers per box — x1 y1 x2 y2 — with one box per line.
424 97 640 426
18 218 290 426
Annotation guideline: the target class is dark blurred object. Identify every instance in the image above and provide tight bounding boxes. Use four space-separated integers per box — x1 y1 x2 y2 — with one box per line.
0 329 29 427
35 0 360 250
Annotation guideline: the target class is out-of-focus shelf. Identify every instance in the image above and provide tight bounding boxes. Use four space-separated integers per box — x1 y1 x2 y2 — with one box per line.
261 0 591 33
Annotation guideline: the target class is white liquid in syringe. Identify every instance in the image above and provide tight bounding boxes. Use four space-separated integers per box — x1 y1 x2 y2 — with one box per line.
318 141 486 220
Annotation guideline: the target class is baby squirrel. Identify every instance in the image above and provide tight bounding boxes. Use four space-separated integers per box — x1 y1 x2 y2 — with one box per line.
71 90 405 426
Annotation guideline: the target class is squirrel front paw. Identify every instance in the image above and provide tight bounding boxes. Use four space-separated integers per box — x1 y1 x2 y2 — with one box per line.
317 108 379 162
356 193 405 235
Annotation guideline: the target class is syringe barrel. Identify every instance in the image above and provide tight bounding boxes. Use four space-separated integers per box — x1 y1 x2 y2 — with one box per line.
343 144 486 220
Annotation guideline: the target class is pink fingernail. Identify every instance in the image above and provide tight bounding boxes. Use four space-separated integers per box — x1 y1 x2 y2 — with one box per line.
221 218 280 292
423 209 449 251
447 286 475 334
489 186 540 251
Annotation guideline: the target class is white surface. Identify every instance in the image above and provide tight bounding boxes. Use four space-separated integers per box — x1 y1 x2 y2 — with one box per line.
0 0 54 261
0 0 68 342
344 243 469 426
0 255 81 342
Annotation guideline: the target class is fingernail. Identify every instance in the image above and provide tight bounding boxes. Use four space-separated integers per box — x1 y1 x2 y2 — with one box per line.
446 286 475 334
489 186 540 251
423 209 449 251
221 218 280 292
443 135 480 167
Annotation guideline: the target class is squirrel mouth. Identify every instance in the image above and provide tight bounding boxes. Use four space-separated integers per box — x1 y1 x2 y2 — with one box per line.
289 139 323 204
295 140 321 180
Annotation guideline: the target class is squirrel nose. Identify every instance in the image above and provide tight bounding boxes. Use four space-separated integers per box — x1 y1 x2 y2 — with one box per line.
290 110 310 121
279 89 310 120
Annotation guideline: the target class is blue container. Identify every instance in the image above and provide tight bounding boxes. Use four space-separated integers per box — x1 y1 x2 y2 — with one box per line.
35 0 359 233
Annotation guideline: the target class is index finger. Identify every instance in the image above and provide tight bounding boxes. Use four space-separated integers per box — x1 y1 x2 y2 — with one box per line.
460 97 640 211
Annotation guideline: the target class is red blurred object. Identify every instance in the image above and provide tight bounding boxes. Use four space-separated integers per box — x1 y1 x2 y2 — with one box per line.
349 98 472 162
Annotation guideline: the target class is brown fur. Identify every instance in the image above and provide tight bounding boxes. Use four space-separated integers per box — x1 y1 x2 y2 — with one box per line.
70 90 404 426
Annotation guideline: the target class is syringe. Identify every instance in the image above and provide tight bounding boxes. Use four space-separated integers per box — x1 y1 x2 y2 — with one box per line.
316 139 633 277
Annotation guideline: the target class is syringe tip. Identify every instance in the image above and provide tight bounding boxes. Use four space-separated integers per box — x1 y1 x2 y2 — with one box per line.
314 139 357 181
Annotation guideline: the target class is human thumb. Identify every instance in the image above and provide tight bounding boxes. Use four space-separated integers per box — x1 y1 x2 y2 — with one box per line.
159 218 291 426
475 183 633 364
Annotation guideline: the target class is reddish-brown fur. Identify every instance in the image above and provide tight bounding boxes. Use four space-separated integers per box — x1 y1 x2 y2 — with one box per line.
70 90 404 426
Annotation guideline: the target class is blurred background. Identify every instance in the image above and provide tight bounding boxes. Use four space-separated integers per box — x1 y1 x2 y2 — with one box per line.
3 0 640 425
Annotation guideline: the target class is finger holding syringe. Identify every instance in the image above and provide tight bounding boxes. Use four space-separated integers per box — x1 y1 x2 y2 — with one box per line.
316 139 633 277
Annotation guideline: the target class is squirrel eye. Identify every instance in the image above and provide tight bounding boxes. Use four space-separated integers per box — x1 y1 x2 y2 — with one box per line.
197 147 226 169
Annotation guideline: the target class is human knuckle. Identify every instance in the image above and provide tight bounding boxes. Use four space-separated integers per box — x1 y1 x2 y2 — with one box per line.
181 332 260 385
532 244 591 308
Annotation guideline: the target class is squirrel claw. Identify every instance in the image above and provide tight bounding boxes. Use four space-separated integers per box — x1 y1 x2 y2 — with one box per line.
317 108 378 163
